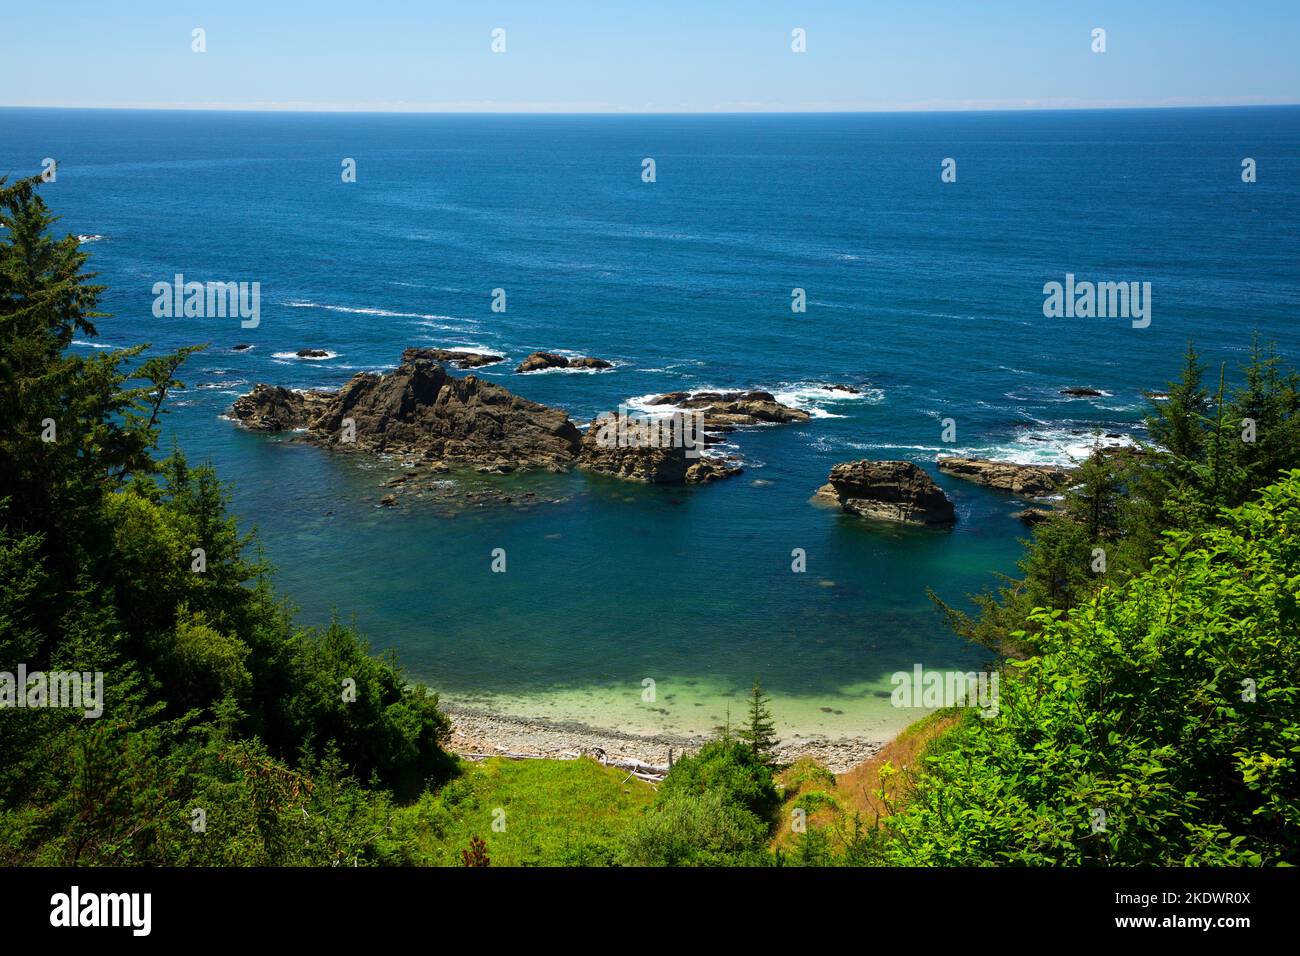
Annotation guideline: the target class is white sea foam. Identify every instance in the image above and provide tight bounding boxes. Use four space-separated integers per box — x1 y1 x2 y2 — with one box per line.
272 350 339 361
771 382 884 417
623 391 697 418
71 339 116 349
952 428 1141 467
76 234 105 243
519 364 617 375
417 340 500 355
843 428 1143 469
195 380 247 390
416 319 483 332
286 300 471 324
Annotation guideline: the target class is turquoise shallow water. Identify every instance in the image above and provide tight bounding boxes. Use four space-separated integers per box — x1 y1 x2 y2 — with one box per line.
4 107 1298 738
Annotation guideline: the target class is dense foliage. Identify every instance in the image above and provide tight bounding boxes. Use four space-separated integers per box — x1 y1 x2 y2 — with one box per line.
0 175 453 864
884 475 1300 864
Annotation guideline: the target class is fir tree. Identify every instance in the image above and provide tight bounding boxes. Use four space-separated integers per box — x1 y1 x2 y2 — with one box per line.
738 679 778 765
1145 339 1209 463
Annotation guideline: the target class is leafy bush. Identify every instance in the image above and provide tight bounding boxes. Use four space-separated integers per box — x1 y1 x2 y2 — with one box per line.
882 473 1300 865
656 739 780 822
622 740 779 866
622 790 772 866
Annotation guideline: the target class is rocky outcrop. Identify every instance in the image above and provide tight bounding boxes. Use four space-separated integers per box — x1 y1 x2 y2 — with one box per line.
685 458 744 483
228 354 809 487
297 349 330 358
229 356 581 471
577 411 741 484
569 356 613 370
814 460 955 525
228 385 335 432
1061 386 1103 397
516 351 612 373
645 390 810 427
402 347 504 369
1011 507 1054 525
314 361 581 469
937 457 1071 497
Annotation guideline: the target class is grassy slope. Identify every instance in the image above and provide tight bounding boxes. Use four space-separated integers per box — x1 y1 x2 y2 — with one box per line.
401 756 656 866
392 713 959 865
772 710 962 852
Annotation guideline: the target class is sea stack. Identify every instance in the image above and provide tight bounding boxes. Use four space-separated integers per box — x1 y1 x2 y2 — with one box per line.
814 460 955 525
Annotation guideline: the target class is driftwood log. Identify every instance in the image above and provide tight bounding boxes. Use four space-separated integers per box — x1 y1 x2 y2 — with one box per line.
459 746 673 782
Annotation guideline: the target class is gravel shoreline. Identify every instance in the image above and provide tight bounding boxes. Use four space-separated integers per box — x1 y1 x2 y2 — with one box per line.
447 707 886 774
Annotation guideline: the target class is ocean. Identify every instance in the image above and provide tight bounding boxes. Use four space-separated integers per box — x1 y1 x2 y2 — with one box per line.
4 106 1298 741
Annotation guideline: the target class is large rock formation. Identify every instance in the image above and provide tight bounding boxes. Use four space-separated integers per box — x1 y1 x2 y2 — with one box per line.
228 355 796 486
516 351 612 373
229 357 581 471
644 390 810 427
814 460 955 525
936 457 1071 497
577 411 742 484
228 385 334 431
402 346 504 369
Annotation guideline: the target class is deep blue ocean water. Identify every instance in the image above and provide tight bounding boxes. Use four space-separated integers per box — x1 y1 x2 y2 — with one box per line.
3 107 1298 738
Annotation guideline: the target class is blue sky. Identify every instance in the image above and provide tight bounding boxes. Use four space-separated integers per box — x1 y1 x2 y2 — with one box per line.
2 0 1297 112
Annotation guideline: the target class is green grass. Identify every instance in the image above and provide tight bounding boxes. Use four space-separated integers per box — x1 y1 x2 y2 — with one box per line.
401 756 657 866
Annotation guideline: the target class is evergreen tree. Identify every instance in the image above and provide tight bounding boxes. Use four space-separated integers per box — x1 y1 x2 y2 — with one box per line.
1145 339 1209 463
1 176 455 863
1064 448 1123 543
1224 335 1300 502
738 679 778 765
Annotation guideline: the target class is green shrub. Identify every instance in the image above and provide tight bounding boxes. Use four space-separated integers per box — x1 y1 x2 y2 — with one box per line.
657 739 780 823
622 739 780 865
622 790 771 866
883 472 1300 866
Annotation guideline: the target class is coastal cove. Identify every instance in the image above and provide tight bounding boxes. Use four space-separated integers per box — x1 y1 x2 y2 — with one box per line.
5 106 1299 753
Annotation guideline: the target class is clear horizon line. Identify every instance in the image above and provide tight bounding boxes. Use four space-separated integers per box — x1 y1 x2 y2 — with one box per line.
3 96 1298 116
